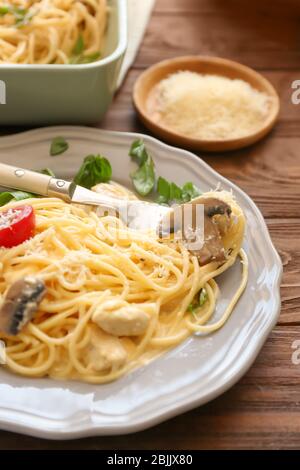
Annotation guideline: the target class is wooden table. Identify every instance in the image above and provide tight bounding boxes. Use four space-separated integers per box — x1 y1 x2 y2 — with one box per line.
1 0 300 450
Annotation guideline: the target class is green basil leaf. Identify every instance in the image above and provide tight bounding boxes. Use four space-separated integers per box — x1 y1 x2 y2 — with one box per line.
83 52 101 62
0 6 33 27
12 7 27 19
131 157 155 197
0 6 9 15
0 191 35 207
76 52 101 64
72 34 84 55
0 6 28 20
73 154 112 189
128 139 201 203
199 288 208 306
169 182 183 202
156 176 170 204
181 182 201 202
157 178 201 206
50 137 69 156
129 139 149 166
16 11 35 28
188 288 208 315
14 7 34 27
129 140 156 196
12 191 36 201
39 168 56 177
69 36 101 64
0 192 14 206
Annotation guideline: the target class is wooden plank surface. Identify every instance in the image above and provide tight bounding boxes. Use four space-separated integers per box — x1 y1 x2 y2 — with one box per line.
1 0 300 450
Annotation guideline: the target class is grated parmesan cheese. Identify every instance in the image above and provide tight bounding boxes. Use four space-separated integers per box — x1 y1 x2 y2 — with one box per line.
155 71 273 140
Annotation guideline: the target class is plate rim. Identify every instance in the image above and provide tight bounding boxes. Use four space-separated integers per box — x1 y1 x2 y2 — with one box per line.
0 126 283 439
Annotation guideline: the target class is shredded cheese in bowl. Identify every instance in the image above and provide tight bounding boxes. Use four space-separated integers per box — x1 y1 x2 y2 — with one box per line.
153 71 273 141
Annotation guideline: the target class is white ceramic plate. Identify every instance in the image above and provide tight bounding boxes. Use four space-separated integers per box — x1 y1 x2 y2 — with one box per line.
0 127 282 439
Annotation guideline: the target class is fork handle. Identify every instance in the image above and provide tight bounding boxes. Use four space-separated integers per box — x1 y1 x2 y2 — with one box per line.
0 163 52 196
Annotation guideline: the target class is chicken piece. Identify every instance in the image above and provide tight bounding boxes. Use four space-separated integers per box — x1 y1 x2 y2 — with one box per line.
86 325 127 372
92 299 154 337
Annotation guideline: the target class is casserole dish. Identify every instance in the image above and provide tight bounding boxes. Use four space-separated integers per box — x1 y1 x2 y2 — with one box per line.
0 0 127 126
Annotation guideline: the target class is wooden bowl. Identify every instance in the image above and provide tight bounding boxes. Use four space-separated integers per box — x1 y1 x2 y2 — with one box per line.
133 56 280 152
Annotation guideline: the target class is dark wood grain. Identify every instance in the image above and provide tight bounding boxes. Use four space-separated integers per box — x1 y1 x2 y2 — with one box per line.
1 0 300 450
134 0 300 71
267 220 300 324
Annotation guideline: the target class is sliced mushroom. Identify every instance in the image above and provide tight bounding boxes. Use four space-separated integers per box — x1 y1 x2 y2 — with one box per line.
202 198 231 218
195 214 226 265
160 197 232 266
189 198 231 265
0 277 46 336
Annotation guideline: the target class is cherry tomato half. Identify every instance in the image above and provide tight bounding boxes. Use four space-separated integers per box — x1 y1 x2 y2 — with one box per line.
0 205 35 248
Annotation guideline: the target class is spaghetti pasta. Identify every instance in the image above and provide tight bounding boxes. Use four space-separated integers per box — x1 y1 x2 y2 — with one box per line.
0 0 108 64
0 189 247 384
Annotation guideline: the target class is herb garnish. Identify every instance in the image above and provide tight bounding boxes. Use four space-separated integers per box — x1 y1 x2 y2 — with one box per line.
73 154 112 189
129 139 149 165
0 191 35 207
50 137 69 156
72 34 84 55
157 177 201 205
188 288 208 316
129 140 156 197
40 168 56 177
129 139 201 202
69 34 101 64
0 5 34 27
70 52 101 64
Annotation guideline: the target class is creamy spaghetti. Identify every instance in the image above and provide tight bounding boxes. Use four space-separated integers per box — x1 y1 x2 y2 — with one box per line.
0 0 107 64
0 189 247 384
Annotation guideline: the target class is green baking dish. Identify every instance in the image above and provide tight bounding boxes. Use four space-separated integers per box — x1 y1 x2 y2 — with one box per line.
0 0 127 126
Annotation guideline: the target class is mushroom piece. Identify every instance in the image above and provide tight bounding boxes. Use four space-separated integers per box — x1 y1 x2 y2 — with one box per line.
160 197 232 266
189 198 231 265
202 198 231 219
194 214 227 265
0 277 46 336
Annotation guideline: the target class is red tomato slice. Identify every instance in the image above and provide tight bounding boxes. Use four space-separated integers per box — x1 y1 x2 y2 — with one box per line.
0 205 35 248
